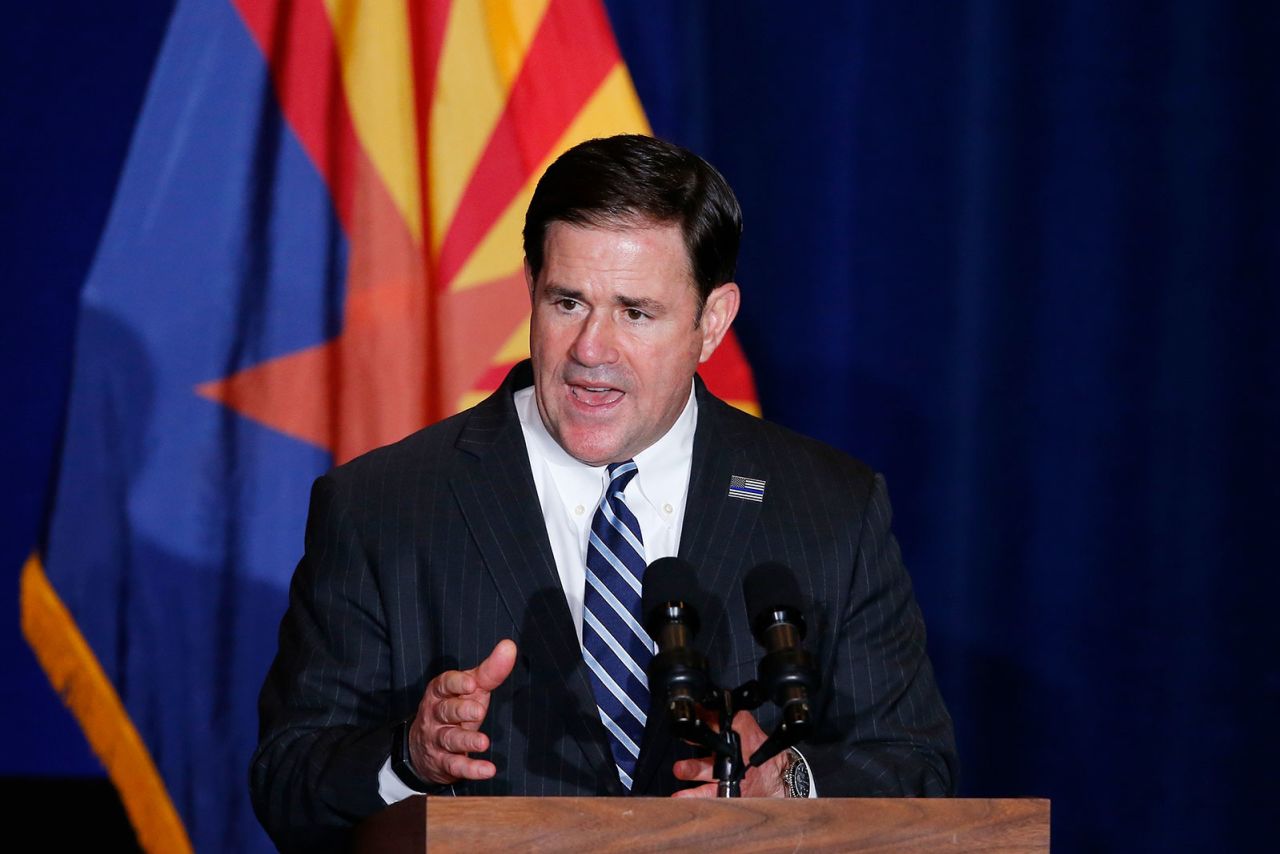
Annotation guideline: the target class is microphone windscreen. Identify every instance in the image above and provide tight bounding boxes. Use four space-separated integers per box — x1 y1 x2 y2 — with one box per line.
743 561 804 619
642 556 698 617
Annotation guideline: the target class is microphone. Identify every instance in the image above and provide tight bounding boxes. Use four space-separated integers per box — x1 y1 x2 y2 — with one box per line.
742 562 820 766
642 557 710 734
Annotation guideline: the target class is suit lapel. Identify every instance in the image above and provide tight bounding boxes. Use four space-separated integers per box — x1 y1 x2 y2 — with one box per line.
631 378 766 793
677 395 766 640
450 364 621 795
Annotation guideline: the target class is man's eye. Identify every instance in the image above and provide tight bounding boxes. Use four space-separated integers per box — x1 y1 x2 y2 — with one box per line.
556 298 579 311
624 308 648 321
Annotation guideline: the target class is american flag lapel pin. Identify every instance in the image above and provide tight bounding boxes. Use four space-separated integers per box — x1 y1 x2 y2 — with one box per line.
727 475 766 503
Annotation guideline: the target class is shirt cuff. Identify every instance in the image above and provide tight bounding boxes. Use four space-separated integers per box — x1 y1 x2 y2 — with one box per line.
378 756 424 805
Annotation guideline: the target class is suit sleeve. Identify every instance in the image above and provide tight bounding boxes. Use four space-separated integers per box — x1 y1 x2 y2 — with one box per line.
250 475 397 853
801 473 959 796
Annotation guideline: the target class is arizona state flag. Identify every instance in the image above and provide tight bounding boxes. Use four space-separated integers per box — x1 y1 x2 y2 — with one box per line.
23 0 756 851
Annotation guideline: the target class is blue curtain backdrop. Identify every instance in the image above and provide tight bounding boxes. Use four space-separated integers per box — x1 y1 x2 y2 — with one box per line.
2 2 1276 851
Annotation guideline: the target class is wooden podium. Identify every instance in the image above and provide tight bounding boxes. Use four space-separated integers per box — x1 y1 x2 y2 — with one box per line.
354 796 1049 852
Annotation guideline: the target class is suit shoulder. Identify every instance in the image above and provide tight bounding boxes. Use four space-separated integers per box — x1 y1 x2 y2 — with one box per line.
710 397 879 496
322 407 473 491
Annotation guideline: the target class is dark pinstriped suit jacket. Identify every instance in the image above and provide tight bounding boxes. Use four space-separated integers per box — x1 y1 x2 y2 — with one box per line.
250 362 957 852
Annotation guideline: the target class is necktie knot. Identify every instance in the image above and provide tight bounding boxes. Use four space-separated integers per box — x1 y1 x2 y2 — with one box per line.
605 460 639 498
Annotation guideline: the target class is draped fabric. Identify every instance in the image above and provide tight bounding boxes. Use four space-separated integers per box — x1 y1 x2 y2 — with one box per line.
607 2 1279 851
21 1 755 850
3 2 1276 853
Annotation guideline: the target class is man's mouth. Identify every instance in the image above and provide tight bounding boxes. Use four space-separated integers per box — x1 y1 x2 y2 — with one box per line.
569 384 625 407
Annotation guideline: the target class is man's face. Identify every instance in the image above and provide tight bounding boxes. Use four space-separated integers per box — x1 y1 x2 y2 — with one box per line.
527 220 739 466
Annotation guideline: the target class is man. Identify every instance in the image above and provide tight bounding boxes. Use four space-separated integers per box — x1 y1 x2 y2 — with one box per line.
251 135 956 851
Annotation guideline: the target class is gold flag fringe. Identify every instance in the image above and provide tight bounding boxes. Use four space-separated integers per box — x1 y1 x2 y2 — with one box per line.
20 554 194 854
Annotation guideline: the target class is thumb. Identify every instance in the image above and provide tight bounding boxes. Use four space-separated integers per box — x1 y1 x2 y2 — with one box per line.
472 639 518 692
732 710 766 750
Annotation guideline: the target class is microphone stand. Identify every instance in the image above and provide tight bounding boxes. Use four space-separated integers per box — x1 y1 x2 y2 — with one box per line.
674 682 767 797
646 572 816 797
710 689 745 798
671 676 814 797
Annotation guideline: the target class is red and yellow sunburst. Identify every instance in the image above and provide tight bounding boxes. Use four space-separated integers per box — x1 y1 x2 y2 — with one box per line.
201 0 758 464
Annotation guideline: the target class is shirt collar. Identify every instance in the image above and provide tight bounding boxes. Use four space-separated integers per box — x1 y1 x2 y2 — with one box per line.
515 381 698 519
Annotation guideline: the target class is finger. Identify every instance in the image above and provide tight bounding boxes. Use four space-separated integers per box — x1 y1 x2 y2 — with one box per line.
694 705 721 733
432 670 476 698
471 639 518 692
672 782 717 799
435 696 487 726
442 754 497 781
671 758 714 782
436 725 489 755
729 710 770 755
731 710 763 735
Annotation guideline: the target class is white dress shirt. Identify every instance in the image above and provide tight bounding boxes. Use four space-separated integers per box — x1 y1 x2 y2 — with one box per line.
514 383 696 641
379 384 694 802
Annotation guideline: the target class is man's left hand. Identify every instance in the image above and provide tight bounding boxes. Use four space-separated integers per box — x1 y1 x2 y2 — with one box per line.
670 710 789 798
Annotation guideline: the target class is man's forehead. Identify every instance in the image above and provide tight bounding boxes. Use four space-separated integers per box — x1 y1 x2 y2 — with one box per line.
538 220 696 284
542 217 681 246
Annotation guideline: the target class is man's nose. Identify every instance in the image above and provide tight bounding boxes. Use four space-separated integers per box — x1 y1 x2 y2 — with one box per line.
569 313 619 367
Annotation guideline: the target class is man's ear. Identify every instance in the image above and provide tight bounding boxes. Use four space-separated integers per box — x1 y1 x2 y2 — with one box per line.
524 259 535 303
697 282 741 364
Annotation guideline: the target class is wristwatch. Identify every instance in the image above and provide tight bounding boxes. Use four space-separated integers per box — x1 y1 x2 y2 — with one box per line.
782 748 811 798
391 719 432 793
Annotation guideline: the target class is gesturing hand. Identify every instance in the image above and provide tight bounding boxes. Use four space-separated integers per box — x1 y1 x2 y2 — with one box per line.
670 710 790 798
406 639 517 785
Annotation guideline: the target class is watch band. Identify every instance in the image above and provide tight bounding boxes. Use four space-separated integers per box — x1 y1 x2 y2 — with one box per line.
782 747 811 798
390 719 432 793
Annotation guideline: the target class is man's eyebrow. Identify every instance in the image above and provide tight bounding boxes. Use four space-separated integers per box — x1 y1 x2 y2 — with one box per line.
543 284 586 301
541 285 666 314
616 294 665 313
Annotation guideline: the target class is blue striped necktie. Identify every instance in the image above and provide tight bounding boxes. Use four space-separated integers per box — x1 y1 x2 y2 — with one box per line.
582 459 653 792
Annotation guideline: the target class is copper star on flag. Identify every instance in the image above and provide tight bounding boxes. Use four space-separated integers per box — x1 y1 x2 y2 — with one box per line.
199 0 758 464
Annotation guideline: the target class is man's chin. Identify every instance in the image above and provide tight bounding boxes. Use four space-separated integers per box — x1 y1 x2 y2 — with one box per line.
557 428 628 468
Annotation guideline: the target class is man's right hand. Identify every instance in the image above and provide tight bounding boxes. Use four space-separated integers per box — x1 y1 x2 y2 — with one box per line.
407 639 517 785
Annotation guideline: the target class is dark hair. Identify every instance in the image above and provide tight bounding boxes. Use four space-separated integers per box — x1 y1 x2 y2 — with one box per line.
523 134 742 310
